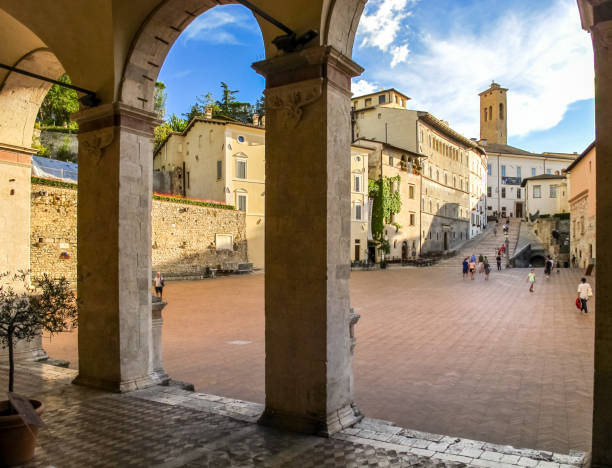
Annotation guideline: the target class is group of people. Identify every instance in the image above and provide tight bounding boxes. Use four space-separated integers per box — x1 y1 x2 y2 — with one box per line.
462 254 494 280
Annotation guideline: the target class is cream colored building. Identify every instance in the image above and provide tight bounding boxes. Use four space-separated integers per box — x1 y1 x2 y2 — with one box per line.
566 142 596 268
350 144 371 262
521 175 569 218
154 118 265 269
356 138 423 261
352 89 487 252
479 83 576 219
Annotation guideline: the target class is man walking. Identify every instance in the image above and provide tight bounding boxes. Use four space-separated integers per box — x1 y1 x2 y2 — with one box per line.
496 254 502 271
577 277 593 314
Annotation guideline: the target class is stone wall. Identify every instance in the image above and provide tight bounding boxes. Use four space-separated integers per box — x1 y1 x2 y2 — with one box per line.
39 130 79 162
530 217 571 263
31 182 248 283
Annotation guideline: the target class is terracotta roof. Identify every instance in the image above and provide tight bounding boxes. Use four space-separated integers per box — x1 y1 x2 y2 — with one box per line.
565 141 595 173
520 174 566 187
351 88 411 101
353 137 427 158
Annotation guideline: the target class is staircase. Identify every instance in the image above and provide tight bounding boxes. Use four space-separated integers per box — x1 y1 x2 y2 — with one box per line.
435 218 521 267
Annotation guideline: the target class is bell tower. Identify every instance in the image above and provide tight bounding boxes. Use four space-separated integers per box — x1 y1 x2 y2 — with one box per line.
479 82 508 145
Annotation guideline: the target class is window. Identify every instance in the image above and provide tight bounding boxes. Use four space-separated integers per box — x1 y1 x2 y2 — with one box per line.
410 213 416 226
550 185 557 198
237 136 245 143
436 170 439 181
501 187 506 198
444 174 448 185
379 95 386 104
365 98 372 106
355 202 362 220
484 108 488 121
531 168 536 176
421 197 425 210
429 166 433 178
517 167 521 178
354 174 362 193
236 159 247 179
546 169 551 174
237 194 247 211
489 105 492 119
487 164 492 176
499 103 504 120
217 160 222 179
501 165 506 177
453 176 456 188
429 200 432 212
388 156 393 166
215 234 232 251
408 185 415 199
533 185 541 198
516 188 521 199
487 186 492 197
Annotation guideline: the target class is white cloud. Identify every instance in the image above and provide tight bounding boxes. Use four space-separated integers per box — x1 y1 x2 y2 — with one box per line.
362 0 594 142
182 8 257 45
352 79 379 96
358 0 415 66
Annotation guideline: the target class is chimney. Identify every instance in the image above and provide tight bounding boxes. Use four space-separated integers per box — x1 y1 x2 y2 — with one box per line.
261 115 266 127
204 105 212 119
253 113 259 126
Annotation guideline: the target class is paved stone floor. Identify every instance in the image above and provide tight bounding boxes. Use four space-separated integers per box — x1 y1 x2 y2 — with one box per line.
43 267 594 455
0 363 587 467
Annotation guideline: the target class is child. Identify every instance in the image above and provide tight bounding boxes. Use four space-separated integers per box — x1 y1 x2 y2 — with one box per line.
469 259 476 280
527 269 535 292
462 257 469 279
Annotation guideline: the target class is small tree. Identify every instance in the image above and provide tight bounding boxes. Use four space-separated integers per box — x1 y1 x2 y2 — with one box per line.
0 272 77 393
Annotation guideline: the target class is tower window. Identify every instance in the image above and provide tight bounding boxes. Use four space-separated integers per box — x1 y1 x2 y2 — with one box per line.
489 105 493 119
484 108 488 122
499 103 504 120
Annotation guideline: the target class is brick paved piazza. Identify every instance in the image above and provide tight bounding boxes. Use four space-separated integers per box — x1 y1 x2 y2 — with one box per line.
44 267 594 455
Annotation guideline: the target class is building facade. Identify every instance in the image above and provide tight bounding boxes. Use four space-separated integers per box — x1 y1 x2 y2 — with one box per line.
350 145 371 262
352 89 487 252
521 175 569 218
479 83 576 219
566 142 596 268
154 118 266 269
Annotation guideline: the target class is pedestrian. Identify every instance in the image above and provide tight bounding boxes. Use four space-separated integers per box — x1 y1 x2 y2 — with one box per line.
484 258 491 280
154 271 165 299
462 257 469 279
496 254 502 271
494 225 497 237
577 277 593 314
572 255 576 267
470 253 476 263
527 268 536 292
544 256 552 279
469 258 476 280
478 254 484 275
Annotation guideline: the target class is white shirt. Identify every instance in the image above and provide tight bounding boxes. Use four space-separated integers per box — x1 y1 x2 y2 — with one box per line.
154 276 163 287
578 283 591 299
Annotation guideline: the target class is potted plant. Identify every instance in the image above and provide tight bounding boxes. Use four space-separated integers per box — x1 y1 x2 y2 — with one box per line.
0 271 77 466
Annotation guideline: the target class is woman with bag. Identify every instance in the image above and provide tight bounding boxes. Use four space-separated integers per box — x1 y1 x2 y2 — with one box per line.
577 277 593 314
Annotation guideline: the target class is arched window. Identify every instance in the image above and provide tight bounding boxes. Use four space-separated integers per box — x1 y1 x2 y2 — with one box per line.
489 105 493 119
484 108 488 121
499 103 504 120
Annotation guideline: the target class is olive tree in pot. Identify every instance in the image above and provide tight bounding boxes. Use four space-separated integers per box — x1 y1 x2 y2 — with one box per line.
0 271 77 466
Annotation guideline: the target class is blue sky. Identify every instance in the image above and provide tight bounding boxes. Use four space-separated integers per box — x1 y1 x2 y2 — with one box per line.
158 0 594 154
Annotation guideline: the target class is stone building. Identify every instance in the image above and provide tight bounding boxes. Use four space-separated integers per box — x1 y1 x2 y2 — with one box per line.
480 83 577 218
566 142 596 268
154 117 265 269
521 174 569 218
350 144 370 262
1 0 612 464
352 90 487 251
355 138 423 261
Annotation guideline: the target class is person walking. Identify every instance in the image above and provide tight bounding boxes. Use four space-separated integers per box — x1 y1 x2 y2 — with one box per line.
469 258 476 280
544 256 552 279
494 225 497 237
496 254 502 271
154 271 165 299
478 254 484 276
527 268 536 292
484 257 491 280
462 257 469 279
577 277 593 314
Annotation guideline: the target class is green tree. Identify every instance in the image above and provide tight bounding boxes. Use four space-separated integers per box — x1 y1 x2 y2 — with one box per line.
38 75 79 127
368 175 402 254
214 82 252 123
153 81 167 120
153 113 188 151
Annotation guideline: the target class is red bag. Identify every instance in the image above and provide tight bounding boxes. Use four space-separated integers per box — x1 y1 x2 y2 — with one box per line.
576 298 581 309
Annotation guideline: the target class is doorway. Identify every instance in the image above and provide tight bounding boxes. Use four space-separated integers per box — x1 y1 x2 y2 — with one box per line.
402 241 408 261
443 232 449 250
515 202 523 218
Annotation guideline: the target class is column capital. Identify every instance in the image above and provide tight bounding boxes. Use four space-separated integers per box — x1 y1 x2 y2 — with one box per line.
252 46 364 90
73 102 160 137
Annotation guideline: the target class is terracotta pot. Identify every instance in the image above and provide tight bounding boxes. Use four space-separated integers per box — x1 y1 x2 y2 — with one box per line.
0 399 44 466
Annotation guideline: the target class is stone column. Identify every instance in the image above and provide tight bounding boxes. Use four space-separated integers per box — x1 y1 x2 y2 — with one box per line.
72 103 158 392
150 296 169 385
592 14 612 468
253 46 364 436
0 144 47 362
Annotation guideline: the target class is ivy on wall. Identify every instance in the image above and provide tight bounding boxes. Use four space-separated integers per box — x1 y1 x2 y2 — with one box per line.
368 175 402 253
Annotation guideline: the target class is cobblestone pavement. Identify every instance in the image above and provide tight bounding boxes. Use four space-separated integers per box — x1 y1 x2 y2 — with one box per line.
42 267 594 454
0 363 588 468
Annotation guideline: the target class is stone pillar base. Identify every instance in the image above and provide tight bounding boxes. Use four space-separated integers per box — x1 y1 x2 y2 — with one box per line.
72 373 156 393
149 369 170 386
258 403 363 437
